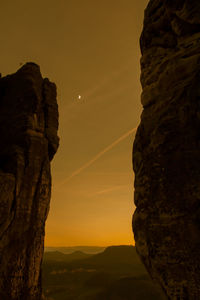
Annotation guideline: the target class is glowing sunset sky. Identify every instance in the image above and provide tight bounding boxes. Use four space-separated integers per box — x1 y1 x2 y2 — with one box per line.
1 0 148 246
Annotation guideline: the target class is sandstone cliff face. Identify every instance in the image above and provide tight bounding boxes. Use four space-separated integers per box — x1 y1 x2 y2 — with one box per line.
133 1 200 299
0 63 59 300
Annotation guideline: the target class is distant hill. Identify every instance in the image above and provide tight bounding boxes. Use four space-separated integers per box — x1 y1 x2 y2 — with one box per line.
45 246 105 254
80 245 140 264
65 245 147 275
43 250 92 262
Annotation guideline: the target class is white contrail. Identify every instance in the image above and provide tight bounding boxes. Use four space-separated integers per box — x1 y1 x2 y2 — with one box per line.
82 61 132 99
62 60 133 110
57 126 137 186
92 185 129 196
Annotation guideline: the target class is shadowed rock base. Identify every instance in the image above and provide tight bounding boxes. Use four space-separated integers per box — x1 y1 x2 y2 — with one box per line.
0 63 59 300
133 1 200 299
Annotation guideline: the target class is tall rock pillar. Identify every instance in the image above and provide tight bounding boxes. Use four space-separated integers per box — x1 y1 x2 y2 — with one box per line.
0 63 59 300
133 1 200 299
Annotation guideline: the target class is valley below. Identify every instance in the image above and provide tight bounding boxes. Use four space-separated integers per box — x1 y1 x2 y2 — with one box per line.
42 246 166 300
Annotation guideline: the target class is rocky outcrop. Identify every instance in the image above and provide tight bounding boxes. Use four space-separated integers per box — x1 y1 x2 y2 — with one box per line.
133 1 200 299
0 63 59 300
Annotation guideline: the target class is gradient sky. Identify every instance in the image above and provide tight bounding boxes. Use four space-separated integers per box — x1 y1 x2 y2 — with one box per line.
1 0 148 246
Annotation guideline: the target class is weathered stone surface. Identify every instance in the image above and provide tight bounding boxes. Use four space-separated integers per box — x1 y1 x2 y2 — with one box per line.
0 63 59 300
133 1 200 299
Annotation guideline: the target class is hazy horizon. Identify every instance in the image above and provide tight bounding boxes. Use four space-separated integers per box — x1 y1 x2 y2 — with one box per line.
45 243 133 248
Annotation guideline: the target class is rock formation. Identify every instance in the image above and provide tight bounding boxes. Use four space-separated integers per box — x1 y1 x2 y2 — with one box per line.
0 63 59 300
133 1 200 299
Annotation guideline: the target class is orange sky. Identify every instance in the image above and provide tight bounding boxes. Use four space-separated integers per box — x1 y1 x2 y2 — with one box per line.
1 0 148 246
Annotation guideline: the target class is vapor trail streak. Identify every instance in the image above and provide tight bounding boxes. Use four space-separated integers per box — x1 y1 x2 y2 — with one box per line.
82 61 132 99
62 60 133 110
58 127 137 186
93 184 129 196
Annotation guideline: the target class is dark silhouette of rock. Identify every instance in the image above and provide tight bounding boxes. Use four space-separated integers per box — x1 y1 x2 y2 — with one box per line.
133 1 200 299
0 63 59 300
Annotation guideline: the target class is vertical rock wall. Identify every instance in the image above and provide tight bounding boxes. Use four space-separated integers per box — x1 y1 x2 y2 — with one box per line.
0 63 59 300
133 1 200 299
